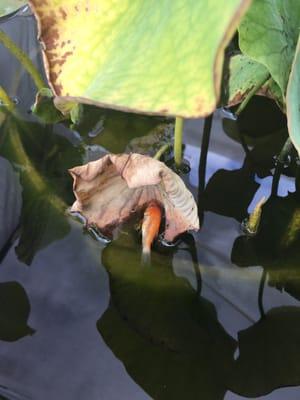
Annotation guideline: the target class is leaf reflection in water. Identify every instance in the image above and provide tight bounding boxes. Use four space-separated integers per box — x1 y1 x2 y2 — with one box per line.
98 227 236 400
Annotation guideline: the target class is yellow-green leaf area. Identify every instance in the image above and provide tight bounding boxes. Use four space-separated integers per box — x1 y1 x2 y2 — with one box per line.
0 0 26 16
29 0 251 117
287 35 300 155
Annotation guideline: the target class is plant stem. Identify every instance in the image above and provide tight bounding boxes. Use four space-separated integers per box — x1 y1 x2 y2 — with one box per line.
235 73 270 117
197 114 213 223
174 117 184 168
271 138 293 197
0 85 14 111
0 29 45 91
153 143 171 160
258 269 266 319
198 114 213 196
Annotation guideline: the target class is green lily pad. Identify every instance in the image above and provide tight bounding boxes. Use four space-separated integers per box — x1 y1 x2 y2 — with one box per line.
287 35 300 154
224 54 270 107
222 53 284 111
239 0 300 96
0 0 26 17
29 0 251 117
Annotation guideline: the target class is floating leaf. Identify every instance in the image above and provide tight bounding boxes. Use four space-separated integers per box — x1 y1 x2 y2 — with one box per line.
29 0 251 117
239 0 300 96
69 153 199 241
0 0 26 17
287 35 300 154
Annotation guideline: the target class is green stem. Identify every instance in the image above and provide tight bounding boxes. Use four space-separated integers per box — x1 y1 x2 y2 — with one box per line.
153 143 171 160
9 126 67 211
236 73 270 117
0 85 14 111
174 117 184 168
0 29 45 91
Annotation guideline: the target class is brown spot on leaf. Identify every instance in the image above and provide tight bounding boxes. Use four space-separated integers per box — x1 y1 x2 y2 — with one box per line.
50 71 58 81
228 88 251 107
54 83 63 96
59 7 67 20
62 51 73 59
43 26 59 50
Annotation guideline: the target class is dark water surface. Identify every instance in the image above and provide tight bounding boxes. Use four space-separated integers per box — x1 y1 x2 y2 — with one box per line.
1 9 300 400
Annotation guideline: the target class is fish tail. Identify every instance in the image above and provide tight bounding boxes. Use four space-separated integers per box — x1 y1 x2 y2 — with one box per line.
141 246 151 266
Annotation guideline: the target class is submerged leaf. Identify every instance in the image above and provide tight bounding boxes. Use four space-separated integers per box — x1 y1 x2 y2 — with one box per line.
69 153 199 241
32 87 66 124
29 0 251 117
0 114 81 265
125 123 173 157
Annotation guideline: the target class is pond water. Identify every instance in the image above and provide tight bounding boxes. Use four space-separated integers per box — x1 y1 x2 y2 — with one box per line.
1 8 300 400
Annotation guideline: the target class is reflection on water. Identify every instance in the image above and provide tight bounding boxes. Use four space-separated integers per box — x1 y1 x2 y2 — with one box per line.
98 228 236 400
0 281 34 341
1 9 300 400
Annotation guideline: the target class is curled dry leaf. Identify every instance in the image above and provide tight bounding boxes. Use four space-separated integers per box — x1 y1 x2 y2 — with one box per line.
69 153 199 241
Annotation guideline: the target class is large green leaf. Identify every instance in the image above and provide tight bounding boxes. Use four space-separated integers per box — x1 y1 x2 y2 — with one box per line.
29 0 251 117
0 0 26 17
239 0 300 96
287 34 300 154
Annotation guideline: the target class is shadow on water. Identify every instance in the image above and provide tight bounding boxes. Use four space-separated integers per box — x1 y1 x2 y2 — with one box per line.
98 227 236 400
228 193 300 395
227 305 300 397
0 281 34 341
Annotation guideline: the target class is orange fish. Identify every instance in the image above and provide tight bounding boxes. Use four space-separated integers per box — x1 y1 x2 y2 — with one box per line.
141 201 162 263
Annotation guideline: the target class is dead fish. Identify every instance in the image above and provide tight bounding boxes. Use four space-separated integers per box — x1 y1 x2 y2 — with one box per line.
142 201 162 264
